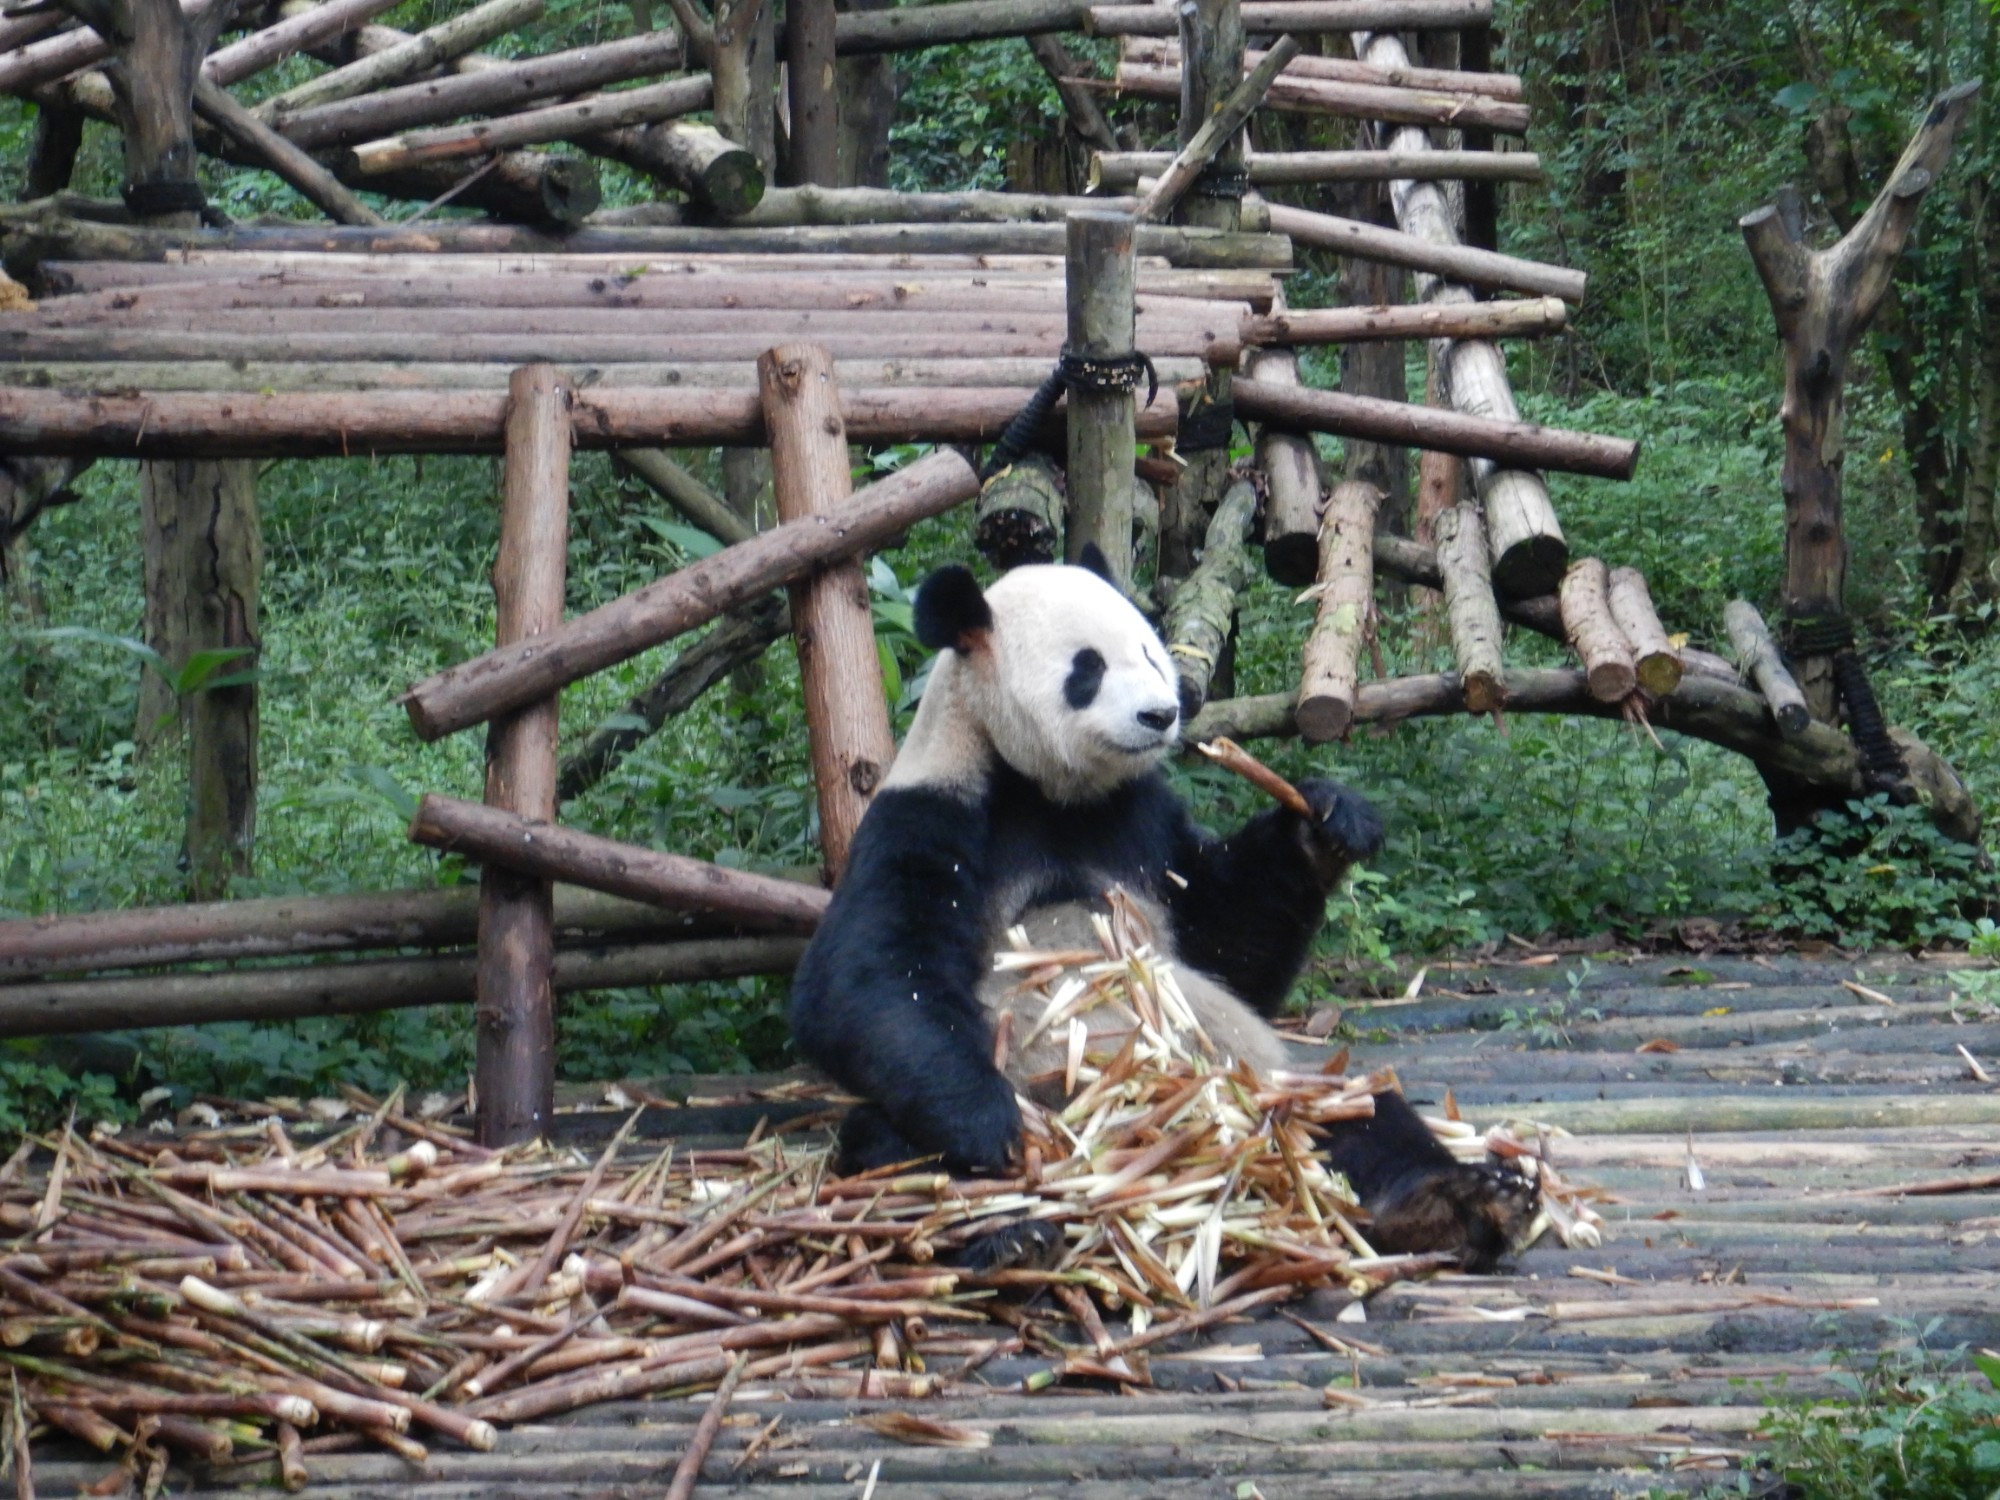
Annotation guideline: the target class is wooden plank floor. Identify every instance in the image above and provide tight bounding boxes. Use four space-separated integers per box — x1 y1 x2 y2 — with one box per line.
40 954 2000 1497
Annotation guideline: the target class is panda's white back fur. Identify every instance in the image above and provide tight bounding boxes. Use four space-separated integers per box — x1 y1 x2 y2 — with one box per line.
886 563 1289 1090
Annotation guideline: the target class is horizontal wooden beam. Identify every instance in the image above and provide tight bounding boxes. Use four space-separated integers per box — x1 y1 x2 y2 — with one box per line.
1088 0 1490 35
1091 148 1541 190
1263 201 1586 303
1244 296 1565 346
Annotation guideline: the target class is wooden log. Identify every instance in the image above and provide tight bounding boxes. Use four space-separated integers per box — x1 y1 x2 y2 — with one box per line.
255 0 546 115
1187 670 1865 798
1064 210 1139 587
1231 379 1637 482
592 121 763 217
409 795 831 931
824 0 1089 53
1558 557 1636 703
0 211 1294 266
1163 475 1256 717
0 885 747 983
1261 201 1584 303
1027 33 1119 155
1121 35 1523 98
367 152 602 227
403 447 979 740
1133 36 1301 224
1432 504 1504 712
557 598 790 801
975 452 1064 569
1295 480 1381 742
1723 599 1810 740
0 385 1177 458
1244 296 1565 346
710 183 1192 228
203 0 409 87
0 0 214 94
0 10 68 56
476 364 572 1148
190 77 386 226
1607 565 1682 696
1242 341 1321 588
612 449 753 546
0 937 809 1039
761 344 894 882
1739 81 1980 723
268 32 686 148
1088 1 1490 35
1115 58 1530 135
1092 148 1541 190
350 76 714 173
784 0 838 186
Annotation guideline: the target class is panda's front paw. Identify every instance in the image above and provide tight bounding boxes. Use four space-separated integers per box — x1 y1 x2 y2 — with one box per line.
1294 777 1386 881
912 1068 1023 1177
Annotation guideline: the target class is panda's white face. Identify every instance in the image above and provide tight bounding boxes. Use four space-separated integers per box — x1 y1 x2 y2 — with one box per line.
891 563 1182 804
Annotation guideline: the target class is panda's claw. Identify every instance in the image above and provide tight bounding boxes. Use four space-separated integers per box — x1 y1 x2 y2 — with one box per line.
1297 777 1387 860
1366 1162 1541 1274
951 1217 1065 1275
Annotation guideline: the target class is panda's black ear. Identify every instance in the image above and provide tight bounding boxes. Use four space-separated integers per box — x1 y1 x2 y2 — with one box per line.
1076 542 1115 583
914 565 994 652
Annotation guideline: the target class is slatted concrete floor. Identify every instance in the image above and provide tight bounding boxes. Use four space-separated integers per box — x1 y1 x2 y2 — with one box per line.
39 954 2000 1497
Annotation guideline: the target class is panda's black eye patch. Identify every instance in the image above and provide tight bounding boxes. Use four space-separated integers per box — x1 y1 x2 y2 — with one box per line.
1064 648 1106 709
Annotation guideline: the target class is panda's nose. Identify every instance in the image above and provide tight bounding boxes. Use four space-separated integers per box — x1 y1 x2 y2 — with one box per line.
1136 706 1177 733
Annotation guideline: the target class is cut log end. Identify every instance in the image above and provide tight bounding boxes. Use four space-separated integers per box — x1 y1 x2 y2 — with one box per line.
1633 652 1684 698
1490 533 1568 600
1293 694 1352 744
1461 670 1506 715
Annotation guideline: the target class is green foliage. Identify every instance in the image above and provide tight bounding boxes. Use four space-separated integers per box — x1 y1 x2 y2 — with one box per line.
1765 796 2000 948
1699 1338 2000 1500
0 1048 124 1138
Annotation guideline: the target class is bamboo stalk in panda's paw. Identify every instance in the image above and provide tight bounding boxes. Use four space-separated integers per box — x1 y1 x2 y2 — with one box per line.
1195 737 1312 819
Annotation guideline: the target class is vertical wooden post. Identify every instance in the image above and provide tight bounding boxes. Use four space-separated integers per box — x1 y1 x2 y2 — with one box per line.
1160 0 1243 577
784 0 838 186
714 0 778 554
1065 210 1138 589
758 343 894 882
476 363 572 1147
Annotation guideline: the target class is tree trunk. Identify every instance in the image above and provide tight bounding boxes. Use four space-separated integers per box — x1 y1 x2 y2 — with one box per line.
835 0 897 187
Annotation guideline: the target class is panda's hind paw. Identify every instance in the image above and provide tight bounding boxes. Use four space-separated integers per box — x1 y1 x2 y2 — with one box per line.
1368 1162 1541 1275
950 1217 1066 1275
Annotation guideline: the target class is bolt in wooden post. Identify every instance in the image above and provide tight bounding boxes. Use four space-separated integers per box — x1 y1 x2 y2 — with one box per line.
476 363 571 1147
759 343 895 882
1065 210 1139 588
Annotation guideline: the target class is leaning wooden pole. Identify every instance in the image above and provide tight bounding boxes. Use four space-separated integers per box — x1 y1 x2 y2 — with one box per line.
1433 503 1503 712
476 363 571 1147
1295 480 1382 741
1065 210 1140 586
759 344 896 882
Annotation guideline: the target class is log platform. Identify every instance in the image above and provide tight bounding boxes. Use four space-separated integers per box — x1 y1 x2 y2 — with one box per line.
22 953 1995 1498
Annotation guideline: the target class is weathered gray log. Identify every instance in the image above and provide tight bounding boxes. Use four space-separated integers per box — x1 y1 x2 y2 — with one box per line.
1134 36 1301 224
190 76 385 226
762 343 895 882
1740 81 1980 723
595 121 763 217
0 0 216 95
366 152 602 227
975 452 1064 569
1164 476 1256 717
1607 565 1683 696
1116 58 1530 135
410 795 832 930
1244 297 1564 346
1065 210 1139 587
1243 337 1322 588
255 0 545 115
269 32 686 149
1295 480 1381 742
1187 670 1866 799
714 184 1145 227
0 937 808 1039
475 363 571 1147
0 385 1176 458
203 0 410 86
1232 379 1637 481
0 884 748 982
1558 557 1637 703
558 597 789 802
1262 201 1583 303
350 76 713 173
821 0 1090 53
1121 35 1523 98
1434 504 1504 712
1092 148 1540 190
1028 33 1120 154
403 448 980 740
1723 599 1811 740
1088 0 1490 35
784 0 837 186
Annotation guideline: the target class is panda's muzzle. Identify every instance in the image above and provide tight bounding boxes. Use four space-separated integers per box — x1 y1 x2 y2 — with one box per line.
1135 706 1177 734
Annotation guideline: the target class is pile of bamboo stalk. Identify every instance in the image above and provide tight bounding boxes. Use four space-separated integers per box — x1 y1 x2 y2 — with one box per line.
0 916 1603 1490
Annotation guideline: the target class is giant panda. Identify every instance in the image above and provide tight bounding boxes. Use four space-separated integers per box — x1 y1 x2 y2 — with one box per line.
789 553 1536 1272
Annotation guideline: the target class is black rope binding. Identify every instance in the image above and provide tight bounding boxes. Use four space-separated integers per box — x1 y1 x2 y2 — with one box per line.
1787 613 1910 800
1190 162 1251 201
121 179 208 218
980 347 1159 480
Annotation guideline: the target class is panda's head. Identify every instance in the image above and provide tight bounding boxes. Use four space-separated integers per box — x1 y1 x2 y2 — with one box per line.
891 552 1181 804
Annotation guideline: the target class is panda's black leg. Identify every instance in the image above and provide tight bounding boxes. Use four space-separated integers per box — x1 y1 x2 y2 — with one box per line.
835 1104 932 1176
1324 1089 1540 1274
950 1218 1066 1275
